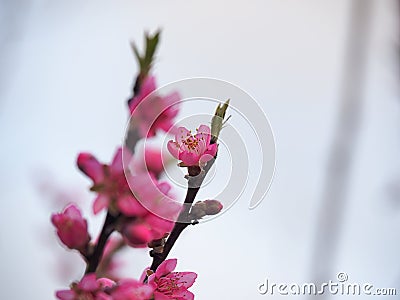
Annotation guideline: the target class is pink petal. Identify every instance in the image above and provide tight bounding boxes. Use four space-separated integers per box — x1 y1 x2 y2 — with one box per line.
146 214 175 239
128 76 157 113
204 143 218 157
97 278 115 289
196 139 207 155
117 195 147 216
123 223 153 247
175 127 191 144
55 290 75 300
93 194 110 214
77 153 104 183
155 259 177 278
199 153 214 165
167 141 180 159
158 182 171 195
179 151 199 166
79 274 99 291
64 204 83 219
153 291 171 300
163 91 181 109
173 271 197 288
195 124 211 145
110 147 131 175
95 292 113 300
141 76 157 98
178 290 195 300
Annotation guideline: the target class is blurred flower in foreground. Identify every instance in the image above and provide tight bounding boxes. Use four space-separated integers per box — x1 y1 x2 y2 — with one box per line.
110 279 154 300
77 147 140 215
128 76 180 138
56 274 114 300
51 204 90 251
131 146 165 178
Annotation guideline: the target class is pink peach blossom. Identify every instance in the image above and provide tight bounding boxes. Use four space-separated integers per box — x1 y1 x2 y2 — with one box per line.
128 76 180 138
56 274 113 300
132 147 165 177
77 147 145 216
127 174 182 220
51 204 90 250
110 279 154 300
121 175 180 247
148 259 197 300
167 125 217 167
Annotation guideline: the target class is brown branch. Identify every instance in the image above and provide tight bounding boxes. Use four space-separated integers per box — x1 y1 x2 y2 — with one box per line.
149 153 216 272
85 212 119 274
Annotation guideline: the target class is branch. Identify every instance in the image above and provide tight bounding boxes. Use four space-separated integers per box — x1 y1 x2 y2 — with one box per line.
85 212 119 274
149 159 215 272
148 99 229 272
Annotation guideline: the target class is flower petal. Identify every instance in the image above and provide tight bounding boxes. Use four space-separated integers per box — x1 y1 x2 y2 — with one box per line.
175 127 191 144
110 147 132 175
93 194 110 214
55 290 75 300
78 274 99 291
155 258 177 278
195 124 211 145
167 141 180 159
153 291 171 300
173 271 197 288
204 143 218 157
179 151 199 166
117 195 147 217
199 153 214 165
77 153 104 183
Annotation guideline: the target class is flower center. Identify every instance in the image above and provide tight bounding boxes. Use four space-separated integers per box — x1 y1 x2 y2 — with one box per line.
183 136 199 150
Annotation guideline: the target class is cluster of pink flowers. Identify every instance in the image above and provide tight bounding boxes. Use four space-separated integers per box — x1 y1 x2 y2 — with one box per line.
56 259 196 300
51 32 224 300
76 147 180 247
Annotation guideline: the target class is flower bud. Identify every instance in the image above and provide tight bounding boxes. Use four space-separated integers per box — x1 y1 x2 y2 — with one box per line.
122 223 153 247
190 200 223 220
190 201 207 219
51 204 90 250
204 200 223 215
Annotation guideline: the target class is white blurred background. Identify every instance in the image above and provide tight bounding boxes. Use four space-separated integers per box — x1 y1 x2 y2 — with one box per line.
1 0 400 299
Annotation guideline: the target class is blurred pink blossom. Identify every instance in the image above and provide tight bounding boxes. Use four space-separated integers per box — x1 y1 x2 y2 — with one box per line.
132 147 165 177
110 279 154 300
77 147 143 215
56 274 114 300
51 204 90 251
128 76 180 138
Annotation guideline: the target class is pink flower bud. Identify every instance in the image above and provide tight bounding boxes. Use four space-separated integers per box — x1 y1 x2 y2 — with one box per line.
51 204 90 250
122 223 153 247
204 200 223 215
190 201 207 219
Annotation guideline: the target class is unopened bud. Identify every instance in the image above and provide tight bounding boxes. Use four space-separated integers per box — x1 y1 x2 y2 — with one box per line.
204 200 223 215
190 201 207 219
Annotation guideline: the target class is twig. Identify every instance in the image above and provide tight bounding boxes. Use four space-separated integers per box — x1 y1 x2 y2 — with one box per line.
85 212 119 274
149 148 216 272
